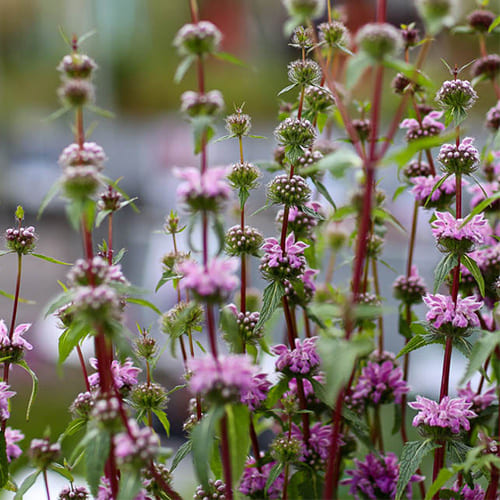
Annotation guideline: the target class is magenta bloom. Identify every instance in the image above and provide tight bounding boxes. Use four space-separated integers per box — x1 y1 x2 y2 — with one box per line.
174 166 231 211
350 360 409 409
188 354 257 402
342 452 422 500
400 110 444 141
178 256 239 302
423 294 482 330
98 477 149 500
409 395 476 433
410 174 456 202
0 320 32 351
261 233 308 269
239 457 285 499
0 382 15 420
272 336 320 375
114 419 159 464
451 482 485 500
291 422 338 463
240 373 271 410
469 181 500 210
5 427 24 462
457 382 496 412
88 357 141 390
431 211 488 248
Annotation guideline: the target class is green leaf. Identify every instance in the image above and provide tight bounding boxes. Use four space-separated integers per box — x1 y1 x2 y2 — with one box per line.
393 185 407 201
16 360 38 421
264 377 289 409
86 104 115 119
226 404 250 483
462 190 500 224
15 205 24 221
373 208 406 233
192 116 215 154
95 209 112 228
117 470 143 500
265 462 285 493
396 334 440 358
191 405 225 491
332 204 356 221
45 290 74 318
238 188 250 210
303 148 362 178
255 281 285 329
424 173 452 207
220 307 242 354
488 14 500 33
58 322 90 366
0 431 8 488
311 177 336 210
126 297 162 315
14 470 41 500
461 254 485 296
396 440 439 500
60 418 86 442
317 112 328 133
155 269 182 293
382 57 432 87
31 253 72 266
318 335 373 406
343 406 374 450
277 83 298 96
213 51 246 67
434 253 458 292
460 332 500 384
398 312 412 340
170 440 192 472
174 55 195 83
345 52 372 89
152 408 170 437
0 288 35 305
85 428 111 496
49 463 74 482
425 467 455 500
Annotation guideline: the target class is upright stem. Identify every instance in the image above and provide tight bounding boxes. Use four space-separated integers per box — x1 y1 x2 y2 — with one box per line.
220 415 233 500
371 258 384 353
42 469 51 500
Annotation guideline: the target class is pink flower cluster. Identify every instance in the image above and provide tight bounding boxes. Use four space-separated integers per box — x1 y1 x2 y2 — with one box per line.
114 419 159 464
410 175 455 202
431 211 488 246
350 360 409 409
178 256 239 301
261 233 308 270
240 373 271 410
400 110 445 141
0 382 15 420
458 382 496 412
272 337 320 375
291 422 337 463
239 456 285 499
88 357 141 390
187 354 257 402
0 320 32 352
423 294 482 330
409 395 476 433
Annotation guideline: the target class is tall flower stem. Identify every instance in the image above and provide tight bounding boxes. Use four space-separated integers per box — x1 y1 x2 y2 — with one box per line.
42 469 51 500
220 415 234 500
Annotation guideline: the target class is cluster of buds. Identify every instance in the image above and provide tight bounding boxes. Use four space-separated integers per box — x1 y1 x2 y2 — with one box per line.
268 174 311 207
435 79 478 114
225 107 252 137
130 382 168 412
90 396 122 430
114 419 159 466
225 225 263 256
194 479 227 500
471 54 500 81
467 9 497 33
393 266 427 305
318 21 350 49
304 85 335 116
57 49 97 108
70 391 95 420
58 486 89 500
228 161 260 192
274 117 316 162
134 331 158 361
403 160 431 179
260 234 308 281
287 59 322 87
352 118 371 142
486 101 500 131
28 438 61 469
180 90 224 117
161 301 204 338
174 21 222 57
5 225 36 255
67 256 127 287
227 304 263 343
277 201 323 240
97 185 121 212
355 23 403 60
290 26 314 50
400 110 444 142
270 434 304 463
437 137 480 175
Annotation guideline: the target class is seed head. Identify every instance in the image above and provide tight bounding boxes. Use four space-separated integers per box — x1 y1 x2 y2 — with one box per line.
318 21 349 48
225 110 252 137
173 21 222 56
58 79 95 107
467 9 496 32
356 23 403 60
287 59 322 87
268 174 311 207
57 53 97 79
471 54 500 80
180 90 224 117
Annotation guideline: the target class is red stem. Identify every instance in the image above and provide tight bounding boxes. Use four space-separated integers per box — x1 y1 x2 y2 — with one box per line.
42 469 51 500
220 415 233 500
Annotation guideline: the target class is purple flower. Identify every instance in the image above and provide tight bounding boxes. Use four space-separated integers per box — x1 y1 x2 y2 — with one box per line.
178 256 239 302
0 320 32 351
486 101 500 130
114 419 159 465
393 265 427 305
240 373 271 410
469 181 500 210
457 382 496 413
410 174 455 203
0 382 15 420
174 166 231 211
239 457 285 499
400 110 444 141
409 395 476 433
431 211 488 250
261 233 308 269
423 294 482 330
5 427 24 462
58 142 107 169
291 422 338 463
451 481 485 500
187 354 257 402
350 360 409 410
98 477 150 500
436 79 478 111
342 452 422 500
272 336 320 375
88 357 141 390
437 137 480 174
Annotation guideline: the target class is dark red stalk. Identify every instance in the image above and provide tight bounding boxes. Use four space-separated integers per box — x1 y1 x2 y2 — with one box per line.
486 345 500 498
42 469 51 500
149 461 183 500
220 415 234 500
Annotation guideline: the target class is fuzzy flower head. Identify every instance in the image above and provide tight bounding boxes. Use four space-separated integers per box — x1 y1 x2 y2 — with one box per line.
436 79 478 115
467 9 496 32
342 451 422 500
349 360 409 411
423 293 482 335
486 101 500 131
58 142 107 169
62 165 100 199
225 225 263 257
272 336 320 377
194 479 227 500
174 166 231 212
58 485 89 500
88 357 141 393
71 285 123 326
287 59 322 87
437 137 480 175
0 320 32 363
458 382 496 414
260 233 308 281
290 26 314 50
291 422 340 468
57 53 97 79
356 23 403 60
284 267 318 306
393 266 427 305
226 305 263 344
29 438 61 469
471 54 500 81
180 90 224 117
282 0 325 21
5 225 37 255
173 21 222 56
240 372 271 410
225 108 252 137
114 419 159 466
274 118 316 162
318 21 350 49
409 395 476 437
178 256 239 303
187 354 258 404
400 110 444 142
67 256 127 288
239 457 285 499
410 174 456 209
431 211 488 254
227 161 260 191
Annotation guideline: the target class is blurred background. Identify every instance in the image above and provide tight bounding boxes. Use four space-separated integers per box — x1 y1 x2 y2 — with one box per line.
0 0 496 496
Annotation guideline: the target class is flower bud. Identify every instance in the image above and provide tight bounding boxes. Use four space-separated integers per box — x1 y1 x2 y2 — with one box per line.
194 480 227 500
225 225 263 256
58 486 89 500
352 118 371 142
174 21 222 56
228 161 260 191
131 382 168 412
486 102 500 131
97 185 121 212
70 391 95 420
467 9 496 32
268 174 311 207
356 23 403 60
304 85 335 114
437 137 479 175
180 90 224 117
5 226 36 255
270 435 304 463
403 160 431 179
287 59 322 86
29 438 61 469
318 21 349 48
57 53 97 79
225 109 252 137
58 79 95 107
435 79 477 113
274 118 316 161
290 26 314 50
471 55 500 81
